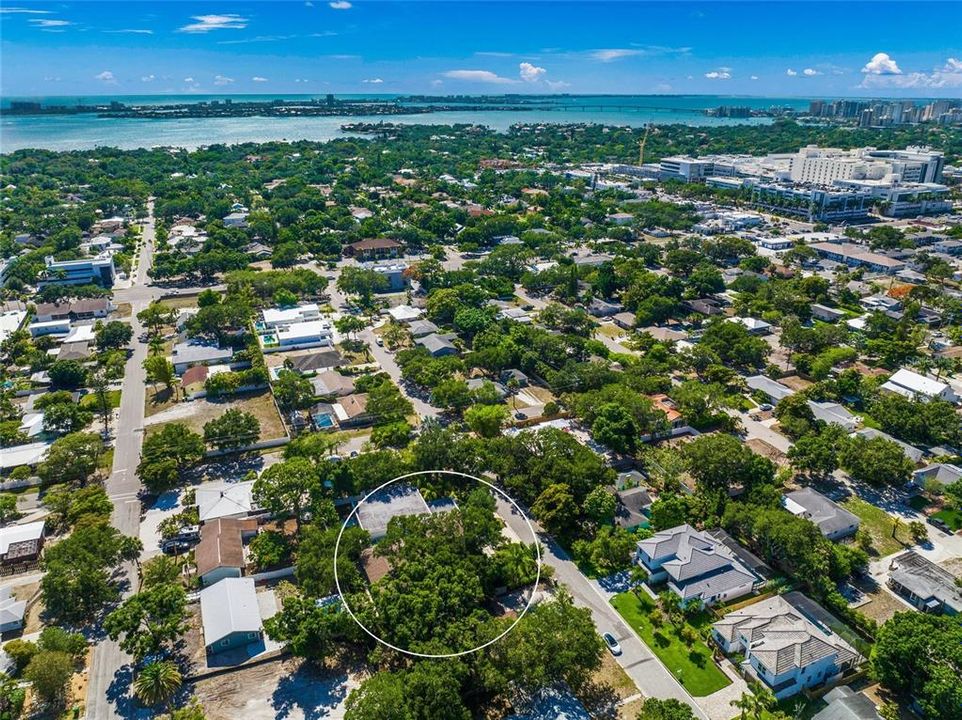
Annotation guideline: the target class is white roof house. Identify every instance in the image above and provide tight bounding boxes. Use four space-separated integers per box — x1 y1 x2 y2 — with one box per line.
0 442 50 470
196 481 257 523
0 587 26 633
387 305 423 323
881 368 958 404
261 303 320 329
199 577 262 650
808 401 858 432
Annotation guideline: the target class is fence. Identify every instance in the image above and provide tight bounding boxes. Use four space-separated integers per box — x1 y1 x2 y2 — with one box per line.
203 436 290 458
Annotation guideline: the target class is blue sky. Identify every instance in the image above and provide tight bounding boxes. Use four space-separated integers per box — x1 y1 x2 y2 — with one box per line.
1 1 961 97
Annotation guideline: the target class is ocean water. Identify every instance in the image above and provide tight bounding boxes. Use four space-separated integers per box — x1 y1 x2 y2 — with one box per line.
0 94 812 152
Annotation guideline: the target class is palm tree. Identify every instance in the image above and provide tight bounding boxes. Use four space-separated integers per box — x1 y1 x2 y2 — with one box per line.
891 515 902 540
133 660 181 709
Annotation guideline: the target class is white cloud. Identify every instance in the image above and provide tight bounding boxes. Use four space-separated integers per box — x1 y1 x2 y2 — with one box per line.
329 1 352 8
545 80 571 90
750 75 759 81
178 14 248 33
519 62 546 83
213 75 234 86
362 78 384 84
704 68 731 80
803 68 820 77
305 1 314 5
0 7 52 13
29 18 71 27
442 69 516 85
860 56 962 89
105 28 154 34
184 77 195 83
294 78 310 83
862 52 901 75
94 70 116 84
141 74 155 82
251 76 269 82
590 48 641 63
786 68 798 77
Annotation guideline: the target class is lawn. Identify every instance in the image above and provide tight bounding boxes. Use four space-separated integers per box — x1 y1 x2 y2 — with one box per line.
80 389 121 410
932 507 962 531
145 390 287 443
610 591 731 697
841 497 912 556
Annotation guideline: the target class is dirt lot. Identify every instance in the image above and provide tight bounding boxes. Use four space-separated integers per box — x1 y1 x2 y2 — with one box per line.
854 585 910 624
779 375 814 392
192 655 365 720
12 581 43 634
576 652 642 720
145 390 286 442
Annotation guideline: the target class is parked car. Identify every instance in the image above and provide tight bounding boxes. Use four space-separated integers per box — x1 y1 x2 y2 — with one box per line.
927 516 951 534
758 403 773 411
375 336 384 347
160 539 193 555
602 632 622 656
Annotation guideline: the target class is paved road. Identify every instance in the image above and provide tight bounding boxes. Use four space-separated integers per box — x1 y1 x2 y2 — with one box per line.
494 496 708 719
360 324 439 419
86 200 159 720
725 408 792 454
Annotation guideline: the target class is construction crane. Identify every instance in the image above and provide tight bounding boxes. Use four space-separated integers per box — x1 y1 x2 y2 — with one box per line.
638 123 651 165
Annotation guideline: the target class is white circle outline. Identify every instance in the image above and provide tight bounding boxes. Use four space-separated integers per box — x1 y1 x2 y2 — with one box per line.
333 469 542 659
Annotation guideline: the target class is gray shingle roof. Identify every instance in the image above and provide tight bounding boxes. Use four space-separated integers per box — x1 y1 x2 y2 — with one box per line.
782 488 860 538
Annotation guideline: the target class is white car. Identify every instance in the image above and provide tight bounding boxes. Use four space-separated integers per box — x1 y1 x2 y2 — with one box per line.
602 632 622 656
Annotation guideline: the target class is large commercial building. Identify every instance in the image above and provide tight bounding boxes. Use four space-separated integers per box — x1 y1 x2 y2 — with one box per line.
39 254 115 287
789 145 945 186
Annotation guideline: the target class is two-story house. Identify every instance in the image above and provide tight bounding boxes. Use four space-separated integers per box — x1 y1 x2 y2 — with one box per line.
635 524 761 607
712 592 861 699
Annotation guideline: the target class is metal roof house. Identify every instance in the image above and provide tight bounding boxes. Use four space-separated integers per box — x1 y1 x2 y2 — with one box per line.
880 368 959 404
200 577 263 654
196 481 258 524
171 342 234 375
887 551 962 616
811 686 880 720
746 375 795 403
0 520 45 564
782 488 860 541
0 587 27 633
415 333 459 357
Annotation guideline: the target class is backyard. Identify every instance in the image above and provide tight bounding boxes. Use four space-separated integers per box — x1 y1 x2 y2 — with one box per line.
931 507 962 531
610 591 731 697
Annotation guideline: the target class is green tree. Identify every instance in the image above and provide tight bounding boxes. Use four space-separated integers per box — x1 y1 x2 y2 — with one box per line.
47 360 87 390
684 433 774 495
133 660 182 708
36 431 102 486
463 403 508 438
582 486 617 525
24 651 74 707
591 402 639 455
95 320 134 350
253 458 331 533
42 402 93 435
144 355 176 393
531 483 579 538
840 436 915 487
203 409 260 450
272 370 315 410
344 672 411 720
104 583 189 661
637 698 696 720
263 593 359 662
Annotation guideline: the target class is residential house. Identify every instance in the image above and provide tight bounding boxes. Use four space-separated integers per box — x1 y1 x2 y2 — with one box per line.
880 368 959 404
28 319 70 338
171 342 234 375
416 333 459 357
684 298 724 317
853 428 924 464
407 319 440 338
712 592 861 699
887 551 962 615
466 378 506 398
333 393 374 428
782 488 860 540
196 518 249 587
910 463 962 490
650 394 685 430
196 481 257 524
811 304 845 323
746 375 795 404
34 298 112 323
499 307 533 324
505 686 591 720
0 521 45 565
614 487 652 531
636 524 761 607
587 298 622 317
0 443 50 473
612 312 637 330
287 349 344 375
811 686 880 720
0 587 27 633
222 212 249 229
500 369 530 387
268 320 335 352
344 238 402 260
808 401 858 432
387 305 423 323
261 304 321 329
732 316 773 335
200 577 263 654
808 242 905 274
181 365 209 397
355 483 432 542
311 370 355 398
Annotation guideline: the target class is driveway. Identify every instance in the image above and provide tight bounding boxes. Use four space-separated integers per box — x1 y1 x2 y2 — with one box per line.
724 408 792 454
493 496 709 719
359 325 438 419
